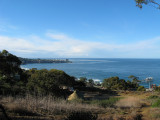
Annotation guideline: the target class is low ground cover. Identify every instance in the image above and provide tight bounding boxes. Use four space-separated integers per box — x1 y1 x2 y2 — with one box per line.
1 91 160 120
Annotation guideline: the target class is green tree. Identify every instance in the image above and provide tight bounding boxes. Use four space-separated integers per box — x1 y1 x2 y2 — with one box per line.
135 0 160 9
74 77 87 87
27 69 75 95
88 79 94 86
0 50 22 76
102 76 139 90
79 77 87 83
128 75 140 88
48 69 75 87
102 76 119 89
0 50 26 95
137 86 146 91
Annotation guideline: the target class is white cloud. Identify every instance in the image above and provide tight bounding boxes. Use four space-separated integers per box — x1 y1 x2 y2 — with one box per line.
0 32 160 58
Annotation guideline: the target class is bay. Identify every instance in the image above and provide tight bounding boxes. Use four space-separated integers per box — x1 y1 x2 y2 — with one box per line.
21 58 160 87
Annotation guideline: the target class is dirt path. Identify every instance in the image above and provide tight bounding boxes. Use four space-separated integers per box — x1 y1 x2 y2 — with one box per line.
117 91 153 120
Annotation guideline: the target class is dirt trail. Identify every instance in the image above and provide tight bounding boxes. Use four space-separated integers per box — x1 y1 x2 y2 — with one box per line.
118 91 153 120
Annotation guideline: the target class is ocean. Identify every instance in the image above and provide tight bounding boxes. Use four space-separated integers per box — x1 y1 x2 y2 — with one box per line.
21 58 160 88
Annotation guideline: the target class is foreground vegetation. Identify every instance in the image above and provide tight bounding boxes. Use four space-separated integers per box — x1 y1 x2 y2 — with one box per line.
1 49 160 120
2 91 160 120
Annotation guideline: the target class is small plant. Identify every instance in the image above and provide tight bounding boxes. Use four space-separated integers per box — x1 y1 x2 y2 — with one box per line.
89 97 120 108
150 108 160 119
66 111 97 120
147 95 159 100
152 113 160 119
152 99 160 108
1 95 101 116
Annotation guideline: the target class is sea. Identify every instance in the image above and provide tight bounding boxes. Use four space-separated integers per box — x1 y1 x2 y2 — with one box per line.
21 58 160 88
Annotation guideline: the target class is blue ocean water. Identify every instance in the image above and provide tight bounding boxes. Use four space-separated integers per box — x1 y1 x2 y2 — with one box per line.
21 58 160 87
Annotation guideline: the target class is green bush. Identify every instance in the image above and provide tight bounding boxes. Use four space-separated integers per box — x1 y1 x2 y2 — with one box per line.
137 86 146 91
147 95 159 100
152 99 160 107
102 76 139 90
155 87 160 92
89 97 120 108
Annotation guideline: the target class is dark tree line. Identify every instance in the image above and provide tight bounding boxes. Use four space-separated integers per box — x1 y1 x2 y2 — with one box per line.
102 76 140 90
0 50 75 96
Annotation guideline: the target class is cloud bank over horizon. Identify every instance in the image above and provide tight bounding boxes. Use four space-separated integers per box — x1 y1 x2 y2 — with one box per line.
0 32 160 58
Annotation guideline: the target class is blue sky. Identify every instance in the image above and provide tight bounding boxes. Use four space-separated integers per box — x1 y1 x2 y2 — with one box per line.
0 0 160 58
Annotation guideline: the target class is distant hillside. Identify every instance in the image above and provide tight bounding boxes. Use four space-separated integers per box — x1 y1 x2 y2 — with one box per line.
19 57 72 64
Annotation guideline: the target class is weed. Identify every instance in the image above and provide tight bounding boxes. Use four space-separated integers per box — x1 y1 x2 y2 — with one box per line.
147 95 159 100
88 97 120 108
152 99 160 107
0 95 102 116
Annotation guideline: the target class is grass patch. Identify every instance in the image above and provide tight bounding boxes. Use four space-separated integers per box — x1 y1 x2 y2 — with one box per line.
65 111 97 120
86 97 120 108
148 95 160 108
152 99 160 108
150 108 160 119
147 95 159 100
0 95 102 116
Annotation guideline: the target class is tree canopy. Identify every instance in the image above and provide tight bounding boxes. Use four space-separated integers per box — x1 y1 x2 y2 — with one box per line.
0 50 22 76
27 69 75 95
0 50 26 95
102 76 139 90
0 50 76 96
135 0 160 9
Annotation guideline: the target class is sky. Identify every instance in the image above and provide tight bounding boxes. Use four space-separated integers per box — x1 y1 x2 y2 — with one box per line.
0 0 160 58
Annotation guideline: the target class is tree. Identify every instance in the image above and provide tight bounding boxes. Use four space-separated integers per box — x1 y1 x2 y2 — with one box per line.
128 75 140 86
102 77 120 89
102 76 139 90
135 0 160 9
88 79 94 86
0 50 22 77
74 77 87 87
137 86 146 91
79 77 87 83
0 50 26 95
27 69 75 95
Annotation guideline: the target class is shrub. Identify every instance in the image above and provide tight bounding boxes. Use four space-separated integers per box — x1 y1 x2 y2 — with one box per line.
102 76 139 90
155 87 160 91
150 108 160 119
1 95 101 116
137 86 145 91
147 95 159 100
89 97 120 108
65 111 97 120
152 99 160 107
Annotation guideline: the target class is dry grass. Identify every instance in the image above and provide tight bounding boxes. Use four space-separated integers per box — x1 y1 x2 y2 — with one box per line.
149 108 160 120
0 95 102 116
0 91 153 120
115 97 142 108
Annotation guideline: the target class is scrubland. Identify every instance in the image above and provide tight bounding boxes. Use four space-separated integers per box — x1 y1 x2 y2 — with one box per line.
1 91 160 120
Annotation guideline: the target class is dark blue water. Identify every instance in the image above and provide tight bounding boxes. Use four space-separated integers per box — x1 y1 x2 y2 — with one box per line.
21 58 160 87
